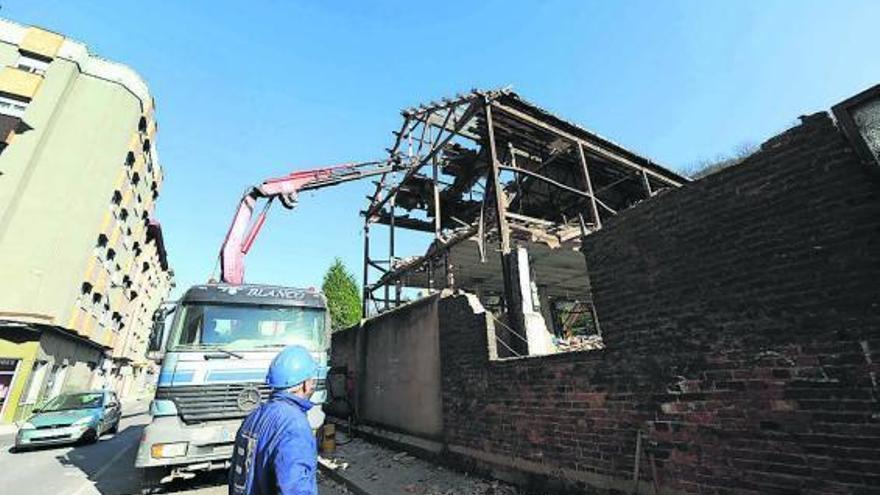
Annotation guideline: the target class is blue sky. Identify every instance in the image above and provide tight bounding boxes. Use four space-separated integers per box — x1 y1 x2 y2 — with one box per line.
6 1 879 297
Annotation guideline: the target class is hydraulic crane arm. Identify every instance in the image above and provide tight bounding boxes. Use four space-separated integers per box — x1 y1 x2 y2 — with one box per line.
219 158 400 285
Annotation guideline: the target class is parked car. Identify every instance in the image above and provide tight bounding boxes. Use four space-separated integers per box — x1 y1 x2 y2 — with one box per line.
14 390 121 450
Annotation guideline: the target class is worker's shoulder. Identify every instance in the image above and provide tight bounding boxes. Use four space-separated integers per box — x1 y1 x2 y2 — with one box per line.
259 397 310 425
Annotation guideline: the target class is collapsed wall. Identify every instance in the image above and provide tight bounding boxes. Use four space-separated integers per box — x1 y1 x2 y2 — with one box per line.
332 110 880 494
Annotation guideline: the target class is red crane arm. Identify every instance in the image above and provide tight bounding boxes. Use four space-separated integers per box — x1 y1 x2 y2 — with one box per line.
219 159 400 285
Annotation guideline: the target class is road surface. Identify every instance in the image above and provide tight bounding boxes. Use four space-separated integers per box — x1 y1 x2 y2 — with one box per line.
0 400 347 495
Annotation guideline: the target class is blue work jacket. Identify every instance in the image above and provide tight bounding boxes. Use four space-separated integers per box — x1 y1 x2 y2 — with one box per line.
229 391 317 495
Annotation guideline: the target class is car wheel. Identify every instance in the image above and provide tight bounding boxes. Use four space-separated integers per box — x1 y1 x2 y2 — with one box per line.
80 428 99 444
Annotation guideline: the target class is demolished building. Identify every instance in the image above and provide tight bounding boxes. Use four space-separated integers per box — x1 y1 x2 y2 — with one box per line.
361 88 687 357
332 84 880 494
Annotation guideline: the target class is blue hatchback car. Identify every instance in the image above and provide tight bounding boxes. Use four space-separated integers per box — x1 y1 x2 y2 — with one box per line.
14 391 122 450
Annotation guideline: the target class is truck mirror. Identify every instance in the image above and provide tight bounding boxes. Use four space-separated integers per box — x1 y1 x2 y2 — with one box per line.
148 303 175 356
148 311 165 353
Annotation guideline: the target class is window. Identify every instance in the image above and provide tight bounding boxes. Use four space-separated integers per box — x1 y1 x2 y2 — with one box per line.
138 116 147 133
95 234 109 260
169 303 327 351
78 282 93 310
0 95 28 118
92 292 103 306
142 261 150 273
111 190 122 206
122 275 132 289
125 151 135 168
111 312 123 332
143 139 151 154
118 208 129 223
106 248 116 262
16 52 51 75
131 172 141 187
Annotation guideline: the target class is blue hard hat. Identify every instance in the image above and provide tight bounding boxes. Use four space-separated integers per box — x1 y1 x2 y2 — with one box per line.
266 345 318 390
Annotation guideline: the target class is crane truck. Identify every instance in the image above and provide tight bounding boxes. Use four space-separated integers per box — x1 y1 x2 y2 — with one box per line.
135 159 399 490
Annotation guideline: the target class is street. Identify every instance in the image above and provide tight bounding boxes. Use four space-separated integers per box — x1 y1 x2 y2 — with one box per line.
0 401 347 495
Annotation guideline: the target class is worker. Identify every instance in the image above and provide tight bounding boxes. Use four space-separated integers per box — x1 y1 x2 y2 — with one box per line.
229 345 319 495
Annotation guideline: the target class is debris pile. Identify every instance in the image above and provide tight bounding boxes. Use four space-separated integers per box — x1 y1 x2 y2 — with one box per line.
323 437 519 495
554 334 605 352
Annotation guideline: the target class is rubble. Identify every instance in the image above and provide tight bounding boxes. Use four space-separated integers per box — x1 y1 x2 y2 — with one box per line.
321 438 519 495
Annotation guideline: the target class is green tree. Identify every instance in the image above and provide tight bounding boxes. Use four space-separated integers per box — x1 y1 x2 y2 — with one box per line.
322 257 362 331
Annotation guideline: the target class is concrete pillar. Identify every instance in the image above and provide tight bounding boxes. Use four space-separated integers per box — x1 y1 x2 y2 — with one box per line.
509 247 556 356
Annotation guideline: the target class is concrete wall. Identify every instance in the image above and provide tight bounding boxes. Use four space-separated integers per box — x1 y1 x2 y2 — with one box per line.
331 295 444 438
343 109 880 494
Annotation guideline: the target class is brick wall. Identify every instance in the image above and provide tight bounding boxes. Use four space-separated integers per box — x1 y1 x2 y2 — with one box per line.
437 112 880 494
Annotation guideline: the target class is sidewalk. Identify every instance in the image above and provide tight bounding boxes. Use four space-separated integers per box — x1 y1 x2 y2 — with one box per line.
320 437 519 495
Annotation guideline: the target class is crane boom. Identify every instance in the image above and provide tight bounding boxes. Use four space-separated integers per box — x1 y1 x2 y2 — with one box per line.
219 158 400 285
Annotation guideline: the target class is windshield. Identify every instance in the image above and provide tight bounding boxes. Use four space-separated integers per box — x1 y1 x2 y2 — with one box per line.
169 303 327 351
40 393 103 412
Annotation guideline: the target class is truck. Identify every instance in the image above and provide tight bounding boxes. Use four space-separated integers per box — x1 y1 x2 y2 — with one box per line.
136 283 330 487
136 159 399 490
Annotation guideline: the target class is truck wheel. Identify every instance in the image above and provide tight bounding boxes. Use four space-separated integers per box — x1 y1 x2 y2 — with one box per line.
140 467 166 494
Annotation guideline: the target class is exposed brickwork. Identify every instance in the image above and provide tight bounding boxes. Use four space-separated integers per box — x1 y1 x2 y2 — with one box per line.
437 112 880 494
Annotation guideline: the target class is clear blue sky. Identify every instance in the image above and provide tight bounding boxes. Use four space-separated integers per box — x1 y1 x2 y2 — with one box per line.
6 1 879 297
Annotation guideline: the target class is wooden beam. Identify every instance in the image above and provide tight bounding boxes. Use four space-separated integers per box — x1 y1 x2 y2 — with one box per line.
490 101 685 187
578 143 602 229
498 164 617 214
366 100 481 218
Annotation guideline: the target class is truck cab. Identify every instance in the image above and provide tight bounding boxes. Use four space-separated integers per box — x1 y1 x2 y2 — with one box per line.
136 283 330 486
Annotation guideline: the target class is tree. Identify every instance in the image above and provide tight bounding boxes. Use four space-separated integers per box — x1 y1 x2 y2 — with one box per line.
321 258 361 332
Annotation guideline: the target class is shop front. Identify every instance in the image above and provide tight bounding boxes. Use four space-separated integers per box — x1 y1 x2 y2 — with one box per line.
0 326 40 425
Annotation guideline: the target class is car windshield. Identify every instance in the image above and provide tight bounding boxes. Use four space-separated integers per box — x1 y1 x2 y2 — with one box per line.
169 303 327 351
40 393 103 412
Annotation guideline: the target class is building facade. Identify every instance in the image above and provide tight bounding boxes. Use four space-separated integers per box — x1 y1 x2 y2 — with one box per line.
0 20 173 425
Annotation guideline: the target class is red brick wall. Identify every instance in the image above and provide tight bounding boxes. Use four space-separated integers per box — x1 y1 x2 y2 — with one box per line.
438 112 880 494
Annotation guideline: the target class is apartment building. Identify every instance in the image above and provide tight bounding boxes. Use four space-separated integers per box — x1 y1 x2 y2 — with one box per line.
0 20 173 425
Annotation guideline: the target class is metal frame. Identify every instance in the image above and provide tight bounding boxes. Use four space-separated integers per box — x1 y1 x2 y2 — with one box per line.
832 83 880 171
361 89 687 331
